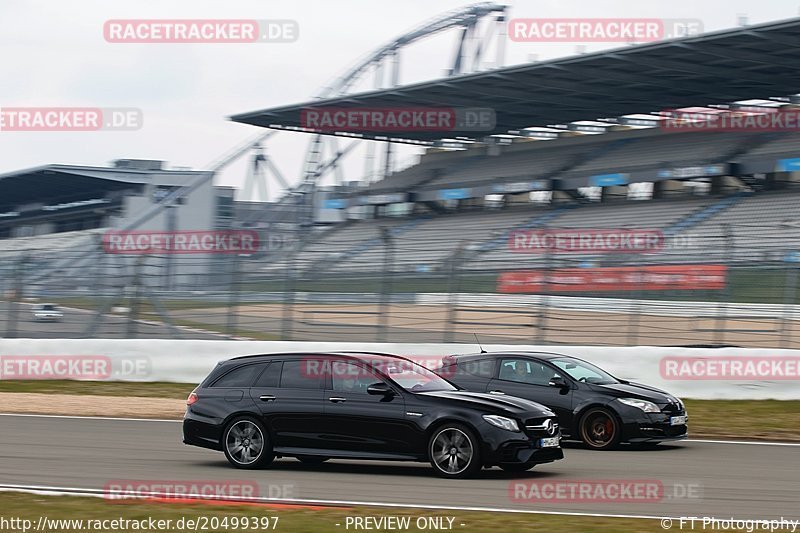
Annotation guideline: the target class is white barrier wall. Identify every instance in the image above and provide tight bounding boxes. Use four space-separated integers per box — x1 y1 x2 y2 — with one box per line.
1 339 799 400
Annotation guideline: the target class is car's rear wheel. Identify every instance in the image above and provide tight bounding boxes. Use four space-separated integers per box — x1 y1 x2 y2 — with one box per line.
222 417 274 469
296 455 329 464
579 408 621 450
499 462 536 472
428 424 482 479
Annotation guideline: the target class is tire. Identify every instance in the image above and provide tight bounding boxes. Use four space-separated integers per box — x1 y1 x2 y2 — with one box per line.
578 407 622 451
222 417 274 469
296 455 329 464
428 424 482 479
499 462 536 473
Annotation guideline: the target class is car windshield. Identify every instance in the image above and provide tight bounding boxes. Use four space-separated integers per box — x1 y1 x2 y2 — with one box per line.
550 357 618 385
362 355 457 392
40 304 56 311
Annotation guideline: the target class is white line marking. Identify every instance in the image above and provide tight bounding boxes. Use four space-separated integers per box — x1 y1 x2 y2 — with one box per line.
0 484 666 520
686 438 800 447
1 414 799 447
0 413 179 423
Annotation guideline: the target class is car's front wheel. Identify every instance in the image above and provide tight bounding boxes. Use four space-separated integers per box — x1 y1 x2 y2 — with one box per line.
578 407 621 450
428 424 482 479
222 417 274 469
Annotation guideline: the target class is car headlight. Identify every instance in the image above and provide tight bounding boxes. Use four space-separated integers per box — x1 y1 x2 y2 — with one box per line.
618 398 661 413
482 414 520 432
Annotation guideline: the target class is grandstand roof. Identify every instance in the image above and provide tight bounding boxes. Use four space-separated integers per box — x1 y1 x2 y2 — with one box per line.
0 163 211 212
232 17 800 144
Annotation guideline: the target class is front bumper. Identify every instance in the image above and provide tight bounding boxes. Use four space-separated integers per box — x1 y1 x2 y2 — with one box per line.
621 411 688 443
478 421 564 466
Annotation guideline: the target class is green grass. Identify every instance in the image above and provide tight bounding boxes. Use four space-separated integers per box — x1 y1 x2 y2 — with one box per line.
0 380 194 399
682 399 800 441
0 493 660 533
1 381 798 441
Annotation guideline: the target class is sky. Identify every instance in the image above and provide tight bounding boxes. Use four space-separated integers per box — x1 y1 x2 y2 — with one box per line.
1 0 799 201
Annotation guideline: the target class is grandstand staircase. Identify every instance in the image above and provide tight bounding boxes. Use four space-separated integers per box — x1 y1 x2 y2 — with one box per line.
662 191 751 237
720 132 787 163
720 132 791 192
452 204 580 266
304 215 433 274
551 137 640 201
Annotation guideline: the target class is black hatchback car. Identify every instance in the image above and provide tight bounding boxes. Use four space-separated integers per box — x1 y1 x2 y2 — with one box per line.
183 352 563 478
436 351 688 450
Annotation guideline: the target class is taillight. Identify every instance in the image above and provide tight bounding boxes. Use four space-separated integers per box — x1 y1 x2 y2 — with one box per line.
186 391 198 406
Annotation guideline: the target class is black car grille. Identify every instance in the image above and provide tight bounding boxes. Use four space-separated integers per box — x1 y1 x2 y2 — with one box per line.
524 417 559 438
664 424 688 437
660 400 685 415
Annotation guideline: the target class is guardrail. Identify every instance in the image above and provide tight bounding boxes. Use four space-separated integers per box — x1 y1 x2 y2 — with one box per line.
0 340 798 400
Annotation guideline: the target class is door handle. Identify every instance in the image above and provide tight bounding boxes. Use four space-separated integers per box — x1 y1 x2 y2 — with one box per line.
489 390 505 395
328 397 347 403
259 395 277 402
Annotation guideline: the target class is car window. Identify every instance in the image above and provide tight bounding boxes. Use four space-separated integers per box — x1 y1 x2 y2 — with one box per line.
498 358 561 386
212 363 267 388
330 360 382 394
458 358 494 378
254 362 281 387
280 359 325 389
550 358 617 385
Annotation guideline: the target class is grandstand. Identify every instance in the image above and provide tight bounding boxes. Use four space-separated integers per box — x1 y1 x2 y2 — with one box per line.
254 125 800 278
0 160 225 287
231 17 800 294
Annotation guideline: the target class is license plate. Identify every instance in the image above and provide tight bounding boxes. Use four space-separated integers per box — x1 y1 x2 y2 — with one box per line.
670 415 687 426
539 437 560 448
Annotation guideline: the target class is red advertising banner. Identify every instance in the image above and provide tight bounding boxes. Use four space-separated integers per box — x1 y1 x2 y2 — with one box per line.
497 265 727 293
103 230 259 255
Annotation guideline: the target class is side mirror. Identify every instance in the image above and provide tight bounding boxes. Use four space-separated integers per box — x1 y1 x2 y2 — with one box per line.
548 376 569 389
367 382 395 396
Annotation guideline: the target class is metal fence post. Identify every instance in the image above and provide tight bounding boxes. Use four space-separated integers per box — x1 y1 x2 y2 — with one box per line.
5 254 27 339
628 260 643 346
536 228 551 344
714 224 733 345
444 242 466 343
781 261 798 349
281 238 303 341
126 255 144 339
226 253 241 338
377 227 394 342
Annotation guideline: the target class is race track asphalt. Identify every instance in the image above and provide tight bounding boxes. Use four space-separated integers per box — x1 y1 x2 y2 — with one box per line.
0 415 797 521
